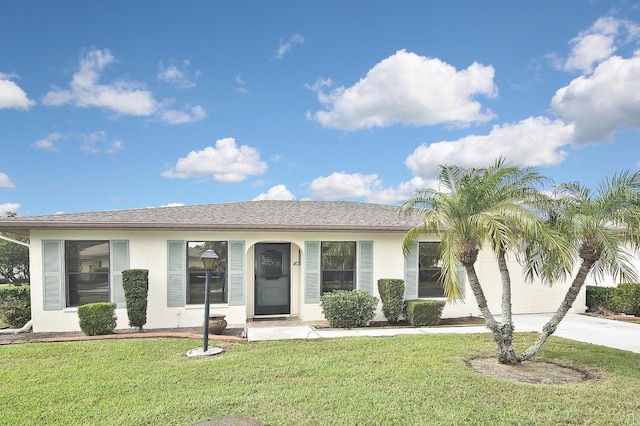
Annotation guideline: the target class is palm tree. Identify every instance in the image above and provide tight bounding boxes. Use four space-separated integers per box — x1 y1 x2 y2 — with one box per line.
402 158 570 364
518 171 640 361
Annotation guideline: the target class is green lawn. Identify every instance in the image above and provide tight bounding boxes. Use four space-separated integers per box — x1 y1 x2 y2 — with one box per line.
1 333 639 425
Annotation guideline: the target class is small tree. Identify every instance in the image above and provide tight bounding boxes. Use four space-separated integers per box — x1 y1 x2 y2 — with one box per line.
122 269 149 332
0 213 29 284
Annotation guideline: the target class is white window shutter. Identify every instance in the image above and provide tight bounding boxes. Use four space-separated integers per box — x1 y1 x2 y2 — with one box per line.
304 241 321 303
457 264 467 298
228 241 245 306
42 240 63 310
167 240 185 307
358 241 373 294
404 241 419 300
111 240 129 308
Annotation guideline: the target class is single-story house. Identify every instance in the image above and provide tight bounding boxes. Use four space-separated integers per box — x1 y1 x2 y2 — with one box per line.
0 200 585 333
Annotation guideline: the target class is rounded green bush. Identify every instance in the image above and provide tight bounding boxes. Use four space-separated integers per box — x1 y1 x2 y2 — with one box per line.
612 283 640 316
320 290 378 328
78 302 117 335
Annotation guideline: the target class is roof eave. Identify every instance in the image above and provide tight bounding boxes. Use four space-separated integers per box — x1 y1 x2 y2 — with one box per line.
0 222 415 233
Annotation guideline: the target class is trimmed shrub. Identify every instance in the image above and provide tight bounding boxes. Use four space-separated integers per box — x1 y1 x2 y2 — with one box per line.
406 299 445 326
320 290 378 328
78 302 117 335
122 269 149 332
0 286 31 327
377 278 405 323
612 283 640 316
586 285 615 312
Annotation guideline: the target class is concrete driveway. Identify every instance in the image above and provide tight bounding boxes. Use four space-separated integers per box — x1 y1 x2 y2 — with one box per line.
511 313 640 354
248 313 640 354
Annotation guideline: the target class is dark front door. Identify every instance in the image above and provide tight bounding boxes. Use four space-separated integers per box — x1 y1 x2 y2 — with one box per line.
255 243 291 315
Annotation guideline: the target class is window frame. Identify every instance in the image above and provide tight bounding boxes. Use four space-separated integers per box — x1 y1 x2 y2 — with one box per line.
64 240 111 308
186 241 228 305
418 241 445 298
321 241 356 293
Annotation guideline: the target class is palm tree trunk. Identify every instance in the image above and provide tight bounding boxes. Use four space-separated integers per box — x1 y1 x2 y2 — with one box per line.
496 249 517 364
465 263 518 364
518 258 594 362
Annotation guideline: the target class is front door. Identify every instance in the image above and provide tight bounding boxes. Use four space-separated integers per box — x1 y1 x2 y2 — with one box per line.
254 243 291 315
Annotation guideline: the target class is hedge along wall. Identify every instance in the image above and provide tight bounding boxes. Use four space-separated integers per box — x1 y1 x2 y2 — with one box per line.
0 286 31 328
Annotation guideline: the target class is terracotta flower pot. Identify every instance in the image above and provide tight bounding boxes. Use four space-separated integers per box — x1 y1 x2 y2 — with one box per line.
208 314 227 334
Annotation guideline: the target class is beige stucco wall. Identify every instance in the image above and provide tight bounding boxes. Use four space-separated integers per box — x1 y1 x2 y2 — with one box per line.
28 229 586 333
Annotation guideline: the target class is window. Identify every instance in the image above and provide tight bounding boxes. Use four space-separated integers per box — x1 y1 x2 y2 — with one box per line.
321 242 356 293
65 240 110 307
418 242 444 298
187 241 227 304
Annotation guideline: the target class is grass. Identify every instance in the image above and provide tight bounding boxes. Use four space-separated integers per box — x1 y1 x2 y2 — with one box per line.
1 333 639 425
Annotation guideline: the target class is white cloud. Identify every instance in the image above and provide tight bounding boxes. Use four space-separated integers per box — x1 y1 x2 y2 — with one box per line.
253 184 296 200
159 105 206 124
0 73 35 110
552 54 640 143
42 48 158 115
33 132 63 150
406 117 574 179
42 48 206 125
235 74 248 95
160 202 185 207
275 34 304 59
80 131 124 154
162 137 268 183
308 172 382 200
0 203 20 216
365 177 434 205
0 172 16 189
564 17 621 74
308 49 497 131
158 60 199 89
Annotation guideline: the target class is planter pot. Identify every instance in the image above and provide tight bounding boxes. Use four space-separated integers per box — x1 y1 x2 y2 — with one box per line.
207 314 227 335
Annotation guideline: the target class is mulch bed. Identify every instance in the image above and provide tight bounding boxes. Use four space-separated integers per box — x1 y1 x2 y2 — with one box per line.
467 357 595 385
0 326 246 345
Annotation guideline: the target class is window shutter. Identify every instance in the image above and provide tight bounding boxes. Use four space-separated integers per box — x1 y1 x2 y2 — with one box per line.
42 240 63 310
457 264 467 298
404 241 418 300
228 241 245 306
111 240 129 308
358 241 373 294
304 241 321 303
167 240 186 307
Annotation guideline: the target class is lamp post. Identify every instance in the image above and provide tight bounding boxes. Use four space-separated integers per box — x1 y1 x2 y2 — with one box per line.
200 249 218 353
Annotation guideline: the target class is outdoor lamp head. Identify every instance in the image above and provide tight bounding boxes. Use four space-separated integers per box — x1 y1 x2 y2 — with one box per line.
200 250 218 270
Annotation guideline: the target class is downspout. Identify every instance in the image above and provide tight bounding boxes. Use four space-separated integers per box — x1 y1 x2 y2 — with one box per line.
0 234 30 247
0 319 33 334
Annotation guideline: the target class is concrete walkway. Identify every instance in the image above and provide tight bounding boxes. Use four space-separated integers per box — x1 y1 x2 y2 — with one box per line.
247 313 640 354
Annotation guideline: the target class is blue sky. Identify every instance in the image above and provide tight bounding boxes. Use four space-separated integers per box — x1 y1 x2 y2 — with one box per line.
2 1 640 216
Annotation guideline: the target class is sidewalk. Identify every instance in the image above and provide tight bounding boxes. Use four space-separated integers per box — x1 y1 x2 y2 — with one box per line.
246 313 640 354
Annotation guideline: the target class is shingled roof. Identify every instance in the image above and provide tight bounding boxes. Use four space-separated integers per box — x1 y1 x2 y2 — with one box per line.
0 201 423 233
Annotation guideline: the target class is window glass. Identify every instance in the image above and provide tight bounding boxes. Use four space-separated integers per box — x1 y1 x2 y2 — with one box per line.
419 242 445 298
187 241 227 304
321 242 356 293
65 241 110 307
